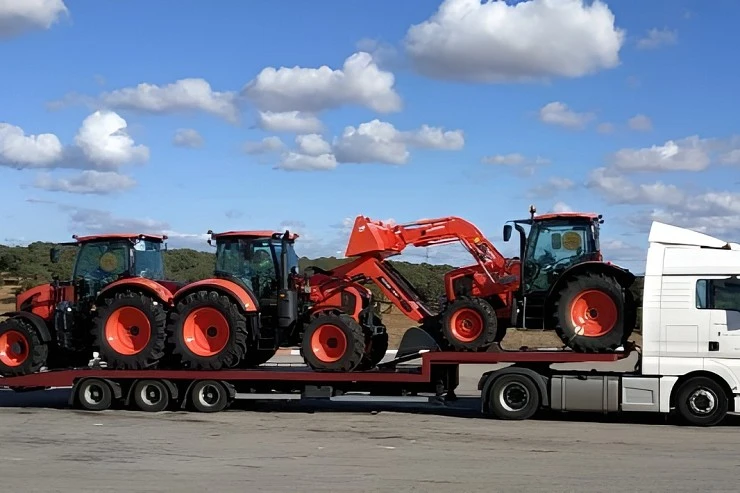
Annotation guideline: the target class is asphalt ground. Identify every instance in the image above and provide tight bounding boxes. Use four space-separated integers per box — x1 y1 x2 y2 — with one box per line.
0 352 738 492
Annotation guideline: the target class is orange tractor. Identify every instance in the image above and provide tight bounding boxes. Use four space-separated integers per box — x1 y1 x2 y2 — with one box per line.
0 233 182 376
161 230 387 372
325 206 636 354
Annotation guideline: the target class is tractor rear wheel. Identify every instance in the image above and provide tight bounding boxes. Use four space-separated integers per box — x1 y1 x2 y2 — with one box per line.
301 313 365 372
166 290 248 370
439 297 498 351
91 291 167 369
0 317 48 376
553 272 629 352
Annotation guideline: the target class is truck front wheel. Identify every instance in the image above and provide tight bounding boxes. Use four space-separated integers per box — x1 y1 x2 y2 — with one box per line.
674 376 729 427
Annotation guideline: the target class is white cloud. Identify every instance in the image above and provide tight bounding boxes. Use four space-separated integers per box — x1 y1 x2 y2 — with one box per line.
34 170 136 195
636 27 677 50
627 114 653 132
277 152 337 172
0 123 64 168
295 134 332 157
403 0 624 83
172 128 204 148
552 201 573 213
404 124 464 150
243 136 285 155
720 149 740 165
73 110 149 168
528 177 575 198
539 101 595 129
609 136 712 172
587 167 685 207
256 111 323 134
97 78 239 123
0 0 68 39
243 51 402 114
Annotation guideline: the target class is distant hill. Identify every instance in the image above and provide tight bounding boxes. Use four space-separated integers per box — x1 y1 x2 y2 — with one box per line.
0 241 643 315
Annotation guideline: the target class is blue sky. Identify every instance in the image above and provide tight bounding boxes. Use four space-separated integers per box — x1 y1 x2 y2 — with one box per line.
1 0 739 274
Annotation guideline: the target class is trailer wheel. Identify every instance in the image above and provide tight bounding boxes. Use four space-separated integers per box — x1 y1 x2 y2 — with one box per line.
487 374 540 420
301 313 365 372
553 273 627 352
75 378 113 411
167 290 248 370
189 380 229 413
674 376 728 427
0 317 48 377
440 297 498 351
91 290 167 370
132 379 170 412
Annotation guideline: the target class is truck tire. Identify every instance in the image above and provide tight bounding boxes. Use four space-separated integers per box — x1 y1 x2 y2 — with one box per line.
189 380 229 413
440 297 498 351
91 291 167 370
300 313 365 372
487 373 540 420
674 376 728 427
0 317 48 376
131 379 170 412
75 378 113 411
166 290 248 370
553 273 627 352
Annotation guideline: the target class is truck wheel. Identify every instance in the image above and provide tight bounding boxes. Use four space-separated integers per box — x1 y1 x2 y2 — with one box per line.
553 273 627 352
0 317 48 376
75 378 113 411
674 376 728 427
132 379 170 412
487 374 540 420
300 313 365 372
440 297 498 351
167 290 248 370
92 291 167 369
189 380 229 413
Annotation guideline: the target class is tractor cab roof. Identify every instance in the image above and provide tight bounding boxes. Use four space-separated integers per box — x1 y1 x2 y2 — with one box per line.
66 233 168 245
510 212 602 226
208 230 299 241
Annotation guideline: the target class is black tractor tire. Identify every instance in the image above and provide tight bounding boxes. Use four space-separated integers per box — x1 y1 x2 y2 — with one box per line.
91 290 167 370
166 290 248 370
553 272 629 352
0 317 48 376
300 313 366 372
357 331 389 370
439 297 498 351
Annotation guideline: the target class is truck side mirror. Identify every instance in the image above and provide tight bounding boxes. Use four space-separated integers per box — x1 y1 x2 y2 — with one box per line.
503 224 512 242
50 247 60 263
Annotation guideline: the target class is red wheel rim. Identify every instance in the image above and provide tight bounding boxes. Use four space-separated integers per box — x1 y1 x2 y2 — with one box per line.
183 307 230 357
0 330 29 367
569 289 618 337
449 308 484 343
310 324 347 363
105 307 152 355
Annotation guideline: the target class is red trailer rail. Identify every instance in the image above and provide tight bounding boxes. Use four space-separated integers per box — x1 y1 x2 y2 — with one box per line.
0 346 632 414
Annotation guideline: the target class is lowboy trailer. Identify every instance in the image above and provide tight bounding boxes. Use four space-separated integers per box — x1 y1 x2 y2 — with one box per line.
1 220 740 427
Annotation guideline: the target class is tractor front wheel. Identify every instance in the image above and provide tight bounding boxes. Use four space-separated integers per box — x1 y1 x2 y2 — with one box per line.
0 317 48 376
440 297 498 351
553 272 630 352
166 290 248 370
301 313 365 372
91 291 167 369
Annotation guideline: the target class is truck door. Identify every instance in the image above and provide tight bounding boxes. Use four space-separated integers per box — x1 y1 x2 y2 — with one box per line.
697 276 740 356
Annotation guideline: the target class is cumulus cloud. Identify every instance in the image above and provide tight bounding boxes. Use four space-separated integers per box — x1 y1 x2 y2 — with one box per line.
528 177 575 198
636 27 678 50
538 101 595 129
552 201 573 213
172 128 204 148
33 170 136 195
0 0 68 39
403 0 624 83
482 152 550 176
243 136 285 155
627 114 653 132
0 110 148 171
609 136 713 172
243 51 402 114
278 152 337 172
256 111 323 134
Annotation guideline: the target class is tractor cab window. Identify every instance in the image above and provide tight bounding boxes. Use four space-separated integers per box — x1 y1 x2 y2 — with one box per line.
272 240 299 277
524 222 595 291
73 241 130 284
215 238 278 296
132 239 164 280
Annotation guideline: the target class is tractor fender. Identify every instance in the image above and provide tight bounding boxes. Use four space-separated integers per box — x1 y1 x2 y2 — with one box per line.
172 278 259 313
97 278 175 307
1 311 53 343
546 260 635 302
478 366 550 412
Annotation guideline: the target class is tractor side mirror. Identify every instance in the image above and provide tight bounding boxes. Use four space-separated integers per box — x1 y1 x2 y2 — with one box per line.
503 224 512 242
50 247 60 263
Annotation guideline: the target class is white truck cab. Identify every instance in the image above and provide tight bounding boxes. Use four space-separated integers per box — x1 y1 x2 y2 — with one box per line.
479 221 740 426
